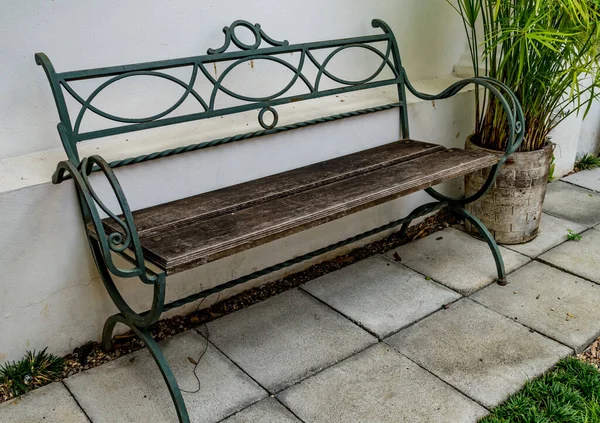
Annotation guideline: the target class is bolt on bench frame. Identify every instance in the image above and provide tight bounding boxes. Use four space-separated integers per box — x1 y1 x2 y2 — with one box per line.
37 19 524 422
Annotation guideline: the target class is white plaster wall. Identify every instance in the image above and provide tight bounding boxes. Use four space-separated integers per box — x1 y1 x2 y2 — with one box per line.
0 0 466 160
578 101 600 157
0 0 477 362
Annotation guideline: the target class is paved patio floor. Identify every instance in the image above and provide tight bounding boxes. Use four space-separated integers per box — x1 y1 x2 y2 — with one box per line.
3 169 600 422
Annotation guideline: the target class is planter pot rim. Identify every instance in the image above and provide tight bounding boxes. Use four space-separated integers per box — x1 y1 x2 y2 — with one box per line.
466 134 554 156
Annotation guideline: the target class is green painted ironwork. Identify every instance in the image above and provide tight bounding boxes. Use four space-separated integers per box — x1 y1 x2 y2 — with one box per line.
39 19 524 423
36 19 408 167
449 205 507 285
106 102 402 169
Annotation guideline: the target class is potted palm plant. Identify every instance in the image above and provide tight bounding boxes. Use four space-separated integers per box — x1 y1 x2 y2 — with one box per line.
453 0 600 244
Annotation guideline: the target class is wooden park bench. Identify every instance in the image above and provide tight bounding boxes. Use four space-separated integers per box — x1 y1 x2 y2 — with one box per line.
36 19 524 422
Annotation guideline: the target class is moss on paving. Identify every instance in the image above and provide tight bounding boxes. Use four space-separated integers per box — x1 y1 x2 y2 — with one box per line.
481 358 600 423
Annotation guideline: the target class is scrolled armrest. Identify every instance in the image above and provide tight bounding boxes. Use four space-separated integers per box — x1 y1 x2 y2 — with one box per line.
53 156 155 284
403 75 525 159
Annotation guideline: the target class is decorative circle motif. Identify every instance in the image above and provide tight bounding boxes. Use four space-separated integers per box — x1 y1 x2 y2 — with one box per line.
258 107 279 130
515 121 523 134
108 232 129 253
230 21 261 51
109 232 123 246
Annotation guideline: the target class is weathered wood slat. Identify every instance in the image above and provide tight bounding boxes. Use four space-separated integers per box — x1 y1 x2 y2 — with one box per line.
120 140 444 234
130 147 497 274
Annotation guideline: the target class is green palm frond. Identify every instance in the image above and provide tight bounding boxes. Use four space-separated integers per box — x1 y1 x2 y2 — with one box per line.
452 0 600 152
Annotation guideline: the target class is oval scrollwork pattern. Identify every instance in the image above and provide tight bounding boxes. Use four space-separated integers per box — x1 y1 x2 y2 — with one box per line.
54 19 402 150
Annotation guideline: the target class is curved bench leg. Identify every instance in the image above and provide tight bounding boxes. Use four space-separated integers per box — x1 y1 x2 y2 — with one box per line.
399 201 448 240
449 206 507 286
103 314 190 423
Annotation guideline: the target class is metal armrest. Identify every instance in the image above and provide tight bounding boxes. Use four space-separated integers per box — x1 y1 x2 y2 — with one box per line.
53 156 155 284
403 75 525 160
403 75 525 205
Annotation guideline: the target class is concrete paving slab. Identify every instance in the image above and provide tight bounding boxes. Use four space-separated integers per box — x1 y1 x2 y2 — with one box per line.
385 228 530 295
278 343 488 423
543 181 600 226
65 331 266 423
386 298 572 409
207 289 376 393
503 214 587 258
539 228 600 284
0 382 89 423
221 397 301 423
302 256 461 338
472 261 600 352
562 168 600 192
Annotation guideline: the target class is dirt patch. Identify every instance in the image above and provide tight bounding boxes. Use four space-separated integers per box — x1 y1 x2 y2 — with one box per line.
577 338 600 369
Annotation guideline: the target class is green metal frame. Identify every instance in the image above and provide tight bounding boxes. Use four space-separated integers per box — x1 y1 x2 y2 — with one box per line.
38 19 524 423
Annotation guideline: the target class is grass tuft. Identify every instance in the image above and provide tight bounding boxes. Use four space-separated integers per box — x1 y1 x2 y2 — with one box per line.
575 154 600 172
0 348 64 398
481 358 600 423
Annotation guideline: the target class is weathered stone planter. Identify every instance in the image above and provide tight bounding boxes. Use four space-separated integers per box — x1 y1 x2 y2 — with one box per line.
464 137 554 245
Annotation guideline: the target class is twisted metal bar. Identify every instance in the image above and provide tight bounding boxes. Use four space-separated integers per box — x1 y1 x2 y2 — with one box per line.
105 103 402 169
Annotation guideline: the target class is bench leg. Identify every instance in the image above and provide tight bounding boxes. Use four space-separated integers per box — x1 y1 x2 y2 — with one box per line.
103 314 190 423
449 205 508 286
399 201 448 240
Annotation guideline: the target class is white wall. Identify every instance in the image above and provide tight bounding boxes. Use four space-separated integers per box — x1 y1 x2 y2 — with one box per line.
1 0 479 362
578 101 600 157
0 0 466 160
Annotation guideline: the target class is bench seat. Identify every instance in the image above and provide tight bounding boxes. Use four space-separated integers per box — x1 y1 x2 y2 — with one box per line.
101 140 498 275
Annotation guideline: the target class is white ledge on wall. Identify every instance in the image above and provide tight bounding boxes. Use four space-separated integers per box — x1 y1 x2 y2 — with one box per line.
0 75 473 195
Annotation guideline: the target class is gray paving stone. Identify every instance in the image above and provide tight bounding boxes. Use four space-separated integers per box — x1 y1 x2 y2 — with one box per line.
207 289 376 393
278 343 488 423
543 181 600 226
65 331 266 423
539 228 600 284
503 214 587 258
385 228 530 295
562 168 600 192
386 298 572 408
302 256 461 338
0 382 88 423
472 261 600 352
221 397 301 423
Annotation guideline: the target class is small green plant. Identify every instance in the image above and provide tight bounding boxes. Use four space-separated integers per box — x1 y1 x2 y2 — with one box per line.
0 348 64 398
451 0 600 153
575 153 600 172
567 229 582 242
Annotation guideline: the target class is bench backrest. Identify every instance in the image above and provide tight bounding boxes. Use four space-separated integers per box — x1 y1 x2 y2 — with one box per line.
36 19 409 168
